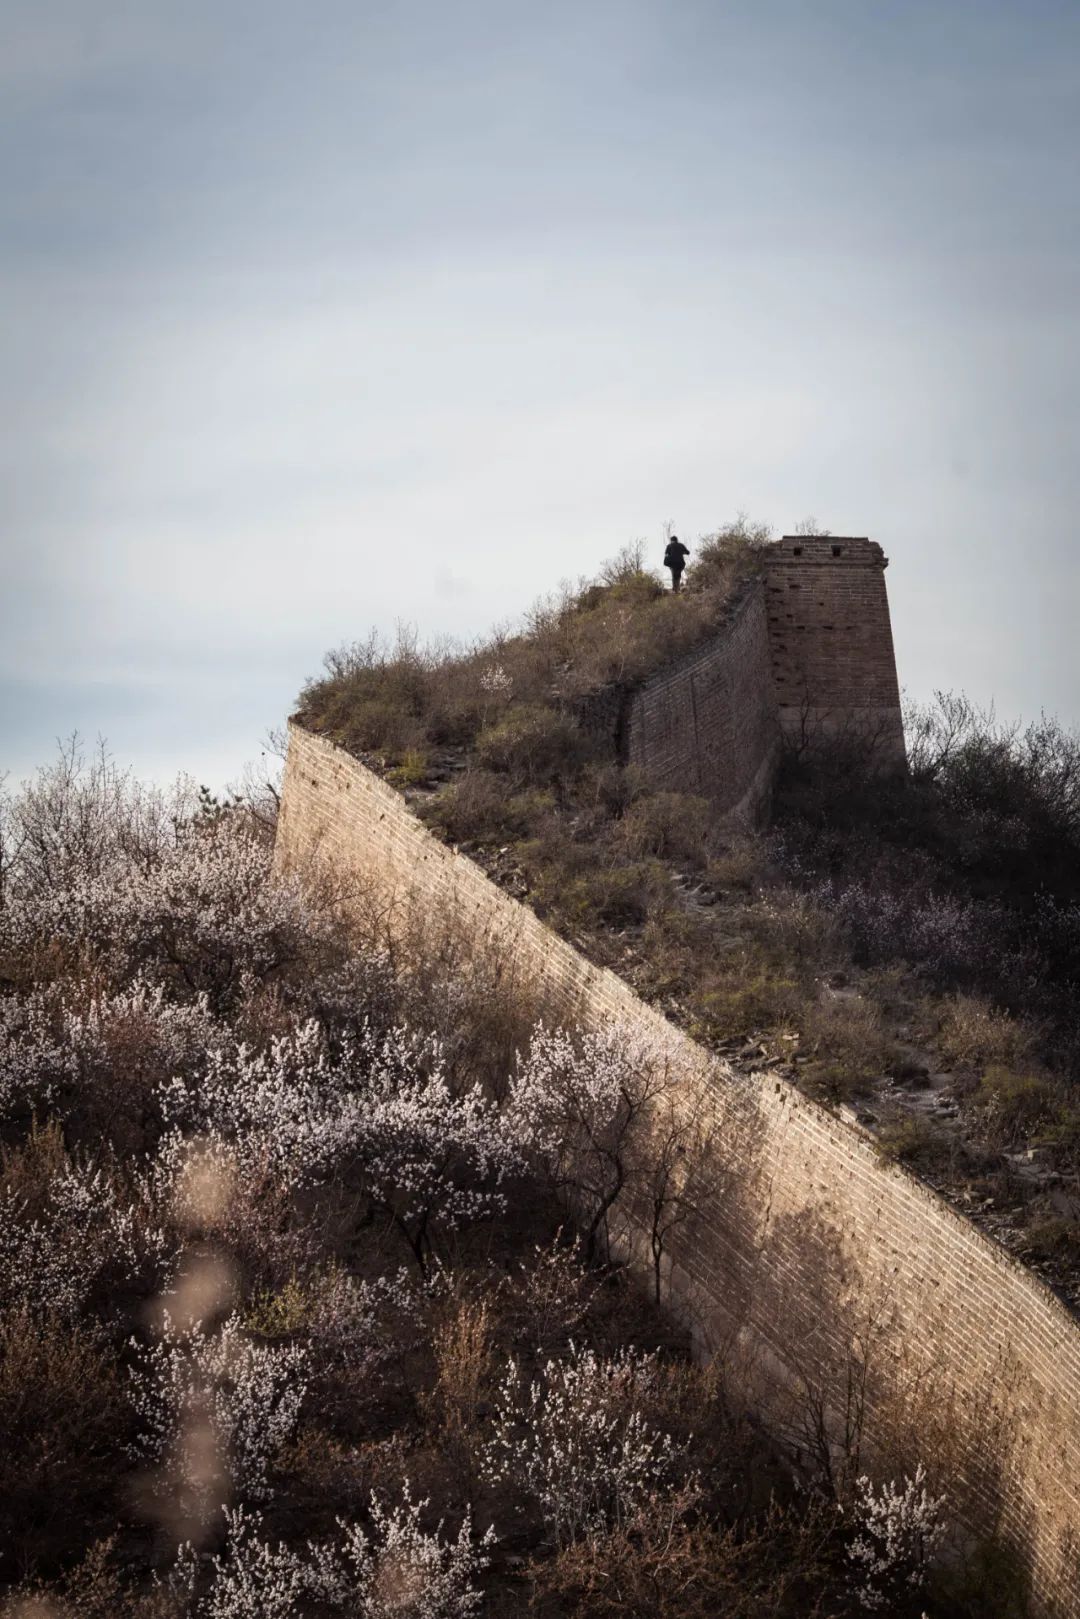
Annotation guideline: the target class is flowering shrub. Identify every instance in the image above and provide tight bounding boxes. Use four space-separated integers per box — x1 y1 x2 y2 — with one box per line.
168 1507 342 1618
170 1492 492 1619
0 980 218 1142
158 1019 358 1189
845 1464 946 1611
478 663 513 698
812 881 1008 986
0 1159 170 1318
356 1028 523 1269
0 987 69 1119
338 1488 494 1619
508 1024 676 1261
481 1344 682 1545
307 1266 421 1375
1 813 317 1011
498 1233 600 1353
156 1019 521 1269
128 1313 309 1522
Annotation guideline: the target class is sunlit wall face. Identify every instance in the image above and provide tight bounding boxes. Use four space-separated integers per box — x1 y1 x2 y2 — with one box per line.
2 0 1078 786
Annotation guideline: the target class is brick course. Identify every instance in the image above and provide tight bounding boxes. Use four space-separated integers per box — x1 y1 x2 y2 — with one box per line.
622 582 780 820
764 536 905 760
577 539 905 823
277 724 1080 1619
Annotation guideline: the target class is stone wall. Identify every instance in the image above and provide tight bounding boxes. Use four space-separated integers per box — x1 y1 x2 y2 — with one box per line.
277 722 1080 1619
621 581 780 822
764 536 906 761
574 538 905 823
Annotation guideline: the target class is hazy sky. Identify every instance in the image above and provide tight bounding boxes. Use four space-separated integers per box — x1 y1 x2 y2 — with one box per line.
3 0 1079 788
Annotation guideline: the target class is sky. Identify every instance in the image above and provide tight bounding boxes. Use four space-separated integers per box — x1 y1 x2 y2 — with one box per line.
2 0 1079 789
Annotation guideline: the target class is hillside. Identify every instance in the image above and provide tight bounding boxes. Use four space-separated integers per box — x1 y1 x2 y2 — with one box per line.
2 525 1078 1616
297 532 1080 1314
0 734 1042 1617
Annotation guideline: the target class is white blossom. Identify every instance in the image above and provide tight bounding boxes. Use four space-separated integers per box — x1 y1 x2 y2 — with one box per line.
0 979 217 1123
155 1020 522 1266
507 1023 674 1260
194 1507 344 1619
356 1027 523 1267
480 1343 681 1545
167 1493 492 1619
337 1488 494 1619
308 1266 421 1374
0 988 67 1118
478 663 512 697
0 1157 170 1318
845 1464 946 1611
0 815 316 1006
128 1313 309 1520
158 1019 357 1189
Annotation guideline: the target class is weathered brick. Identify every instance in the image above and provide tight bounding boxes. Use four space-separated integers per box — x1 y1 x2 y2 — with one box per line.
277 725 1080 1618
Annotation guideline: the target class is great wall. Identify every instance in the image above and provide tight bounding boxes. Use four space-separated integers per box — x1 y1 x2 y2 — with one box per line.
275 538 1080 1616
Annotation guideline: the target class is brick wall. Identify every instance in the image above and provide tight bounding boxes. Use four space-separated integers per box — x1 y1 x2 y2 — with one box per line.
276 723 1080 1618
622 581 780 821
764 537 905 761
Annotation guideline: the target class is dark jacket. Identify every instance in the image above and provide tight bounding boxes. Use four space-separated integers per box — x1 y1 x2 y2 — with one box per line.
664 540 690 570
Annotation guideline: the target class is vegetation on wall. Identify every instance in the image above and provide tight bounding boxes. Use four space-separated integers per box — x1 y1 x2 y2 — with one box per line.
295 518 773 766
296 531 1080 1311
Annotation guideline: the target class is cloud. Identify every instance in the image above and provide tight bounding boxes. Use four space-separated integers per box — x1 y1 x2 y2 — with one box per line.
2 0 1078 786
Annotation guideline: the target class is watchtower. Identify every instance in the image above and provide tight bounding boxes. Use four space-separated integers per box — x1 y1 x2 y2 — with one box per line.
764 536 905 765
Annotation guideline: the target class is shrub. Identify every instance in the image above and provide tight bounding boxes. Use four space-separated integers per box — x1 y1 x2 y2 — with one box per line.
691 947 803 1042
875 1115 949 1169
937 996 1035 1071
0 1309 126 1573
419 772 554 846
526 1492 839 1619
387 749 430 787
545 861 666 931
616 792 711 866
969 1066 1061 1146
423 1297 494 1464
475 703 585 785
0 1134 169 1320
508 1024 687 1264
1020 1217 1080 1264
334 1491 494 1619
845 1464 946 1612
496 1233 600 1355
799 995 902 1102
706 838 767 893
683 515 772 597
746 887 840 966
127 1312 309 1525
481 1345 682 1546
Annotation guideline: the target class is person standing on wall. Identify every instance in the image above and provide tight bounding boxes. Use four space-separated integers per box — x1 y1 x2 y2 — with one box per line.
664 534 690 591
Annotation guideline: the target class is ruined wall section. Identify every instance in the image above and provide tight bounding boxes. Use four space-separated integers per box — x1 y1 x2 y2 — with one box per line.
277 722 1080 1619
764 537 906 761
620 580 780 822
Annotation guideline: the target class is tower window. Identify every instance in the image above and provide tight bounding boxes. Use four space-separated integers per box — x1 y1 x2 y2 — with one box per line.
832 544 842 557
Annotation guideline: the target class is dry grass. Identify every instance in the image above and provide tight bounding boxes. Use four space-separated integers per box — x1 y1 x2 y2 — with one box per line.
937 996 1037 1071
967 1065 1063 1148
528 1492 839 1619
798 994 903 1102
297 527 770 766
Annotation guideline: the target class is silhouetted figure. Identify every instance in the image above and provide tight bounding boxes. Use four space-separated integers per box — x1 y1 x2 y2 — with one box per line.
664 536 690 591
